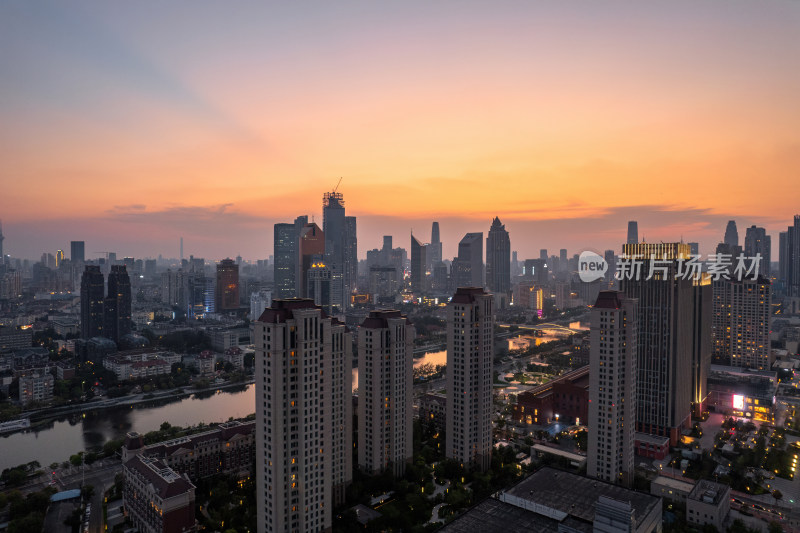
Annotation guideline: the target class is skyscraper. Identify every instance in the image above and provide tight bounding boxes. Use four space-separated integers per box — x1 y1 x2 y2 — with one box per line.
274 223 299 299
485 217 510 294
55 249 65 267
323 191 347 311
429 222 443 267
215 259 239 311
358 310 414 477
779 231 789 284
80 265 105 339
691 276 712 418
627 221 638 245
70 241 85 263
0 220 4 263
410 234 427 294
744 225 771 278
724 220 739 248
446 287 494 472
712 277 772 370
344 215 358 300
782 216 800 297
620 242 693 445
254 299 352 531
452 233 483 288
299 222 325 298
587 291 637 487
105 265 132 344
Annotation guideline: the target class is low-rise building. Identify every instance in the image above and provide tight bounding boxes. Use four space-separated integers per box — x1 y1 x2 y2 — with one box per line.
19 372 54 406
514 366 589 426
442 467 662 533
418 392 446 430
650 476 694 503
195 351 215 375
122 420 255 481
635 433 671 460
103 350 179 381
686 480 730 531
123 455 197 533
0 326 32 352
50 317 79 337
707 364 778 422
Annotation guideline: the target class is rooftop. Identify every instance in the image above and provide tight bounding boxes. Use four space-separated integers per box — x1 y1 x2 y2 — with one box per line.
688 480 728 505
503 467 660 525
439 498 591 533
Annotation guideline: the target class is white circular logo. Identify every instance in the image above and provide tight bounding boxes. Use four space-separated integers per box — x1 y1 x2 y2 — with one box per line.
578 251 608 282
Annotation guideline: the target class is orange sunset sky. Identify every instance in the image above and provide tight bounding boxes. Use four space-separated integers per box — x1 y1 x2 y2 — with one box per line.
1 1 798 261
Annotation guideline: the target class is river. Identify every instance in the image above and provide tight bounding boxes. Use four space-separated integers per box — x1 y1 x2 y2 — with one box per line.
0 385 256 471
351 350 446 394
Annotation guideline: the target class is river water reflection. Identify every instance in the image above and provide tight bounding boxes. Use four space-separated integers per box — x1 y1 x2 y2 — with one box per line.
0 385 256 471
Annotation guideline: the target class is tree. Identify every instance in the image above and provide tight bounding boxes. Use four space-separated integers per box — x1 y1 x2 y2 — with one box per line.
772 489 783 504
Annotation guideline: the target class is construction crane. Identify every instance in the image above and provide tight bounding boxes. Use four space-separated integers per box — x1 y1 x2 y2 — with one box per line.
333 176 343 193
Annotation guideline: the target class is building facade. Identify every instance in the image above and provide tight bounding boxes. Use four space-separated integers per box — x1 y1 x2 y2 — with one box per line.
446 287 494 472
254 299 352 533
712 277 772 370
587 291 637 487
123 455 196 533
358 310 414 477
215 258 240 311
485 217 510 295
620 243 694 446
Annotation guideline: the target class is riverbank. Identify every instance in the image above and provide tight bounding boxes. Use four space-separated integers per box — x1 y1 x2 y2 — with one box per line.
9 378 256 435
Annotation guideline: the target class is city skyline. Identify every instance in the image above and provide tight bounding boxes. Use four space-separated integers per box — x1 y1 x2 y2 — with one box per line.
2 2 799 259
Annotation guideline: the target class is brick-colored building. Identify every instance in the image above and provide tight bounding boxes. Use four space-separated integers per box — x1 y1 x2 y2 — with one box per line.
122 421 255 481
514 366 589 426
123 455 196 533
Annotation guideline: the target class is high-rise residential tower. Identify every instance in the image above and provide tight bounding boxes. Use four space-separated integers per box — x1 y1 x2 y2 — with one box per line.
358 310 414 477
410 234 427 294
627 221 638 245
0 220 4 263
712 277 772 370
486 217 510 295
587 291 637 487
446 287 494 472
105 265 132 344
80 265 105 339
620 242 693 445
215 258 239 311
690 276 712 418
254 299 352 532
744 225 771 278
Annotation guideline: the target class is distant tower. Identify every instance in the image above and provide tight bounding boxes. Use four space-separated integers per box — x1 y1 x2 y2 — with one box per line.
70 241 85 263
744 225 771 277
55 250 65 267
452 233 484 288
323 191 348 310
215 258 240 311
180 237 183 261
724 220 739 248
410 233 427 294
587 291 637 487
486 217 511 294
627 221 638 245
0 220 4 263
80 265 105 339
430 222 443 266
105 265 132 344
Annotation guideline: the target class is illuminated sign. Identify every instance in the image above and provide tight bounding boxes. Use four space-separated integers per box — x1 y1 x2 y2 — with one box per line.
733 394 745 410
